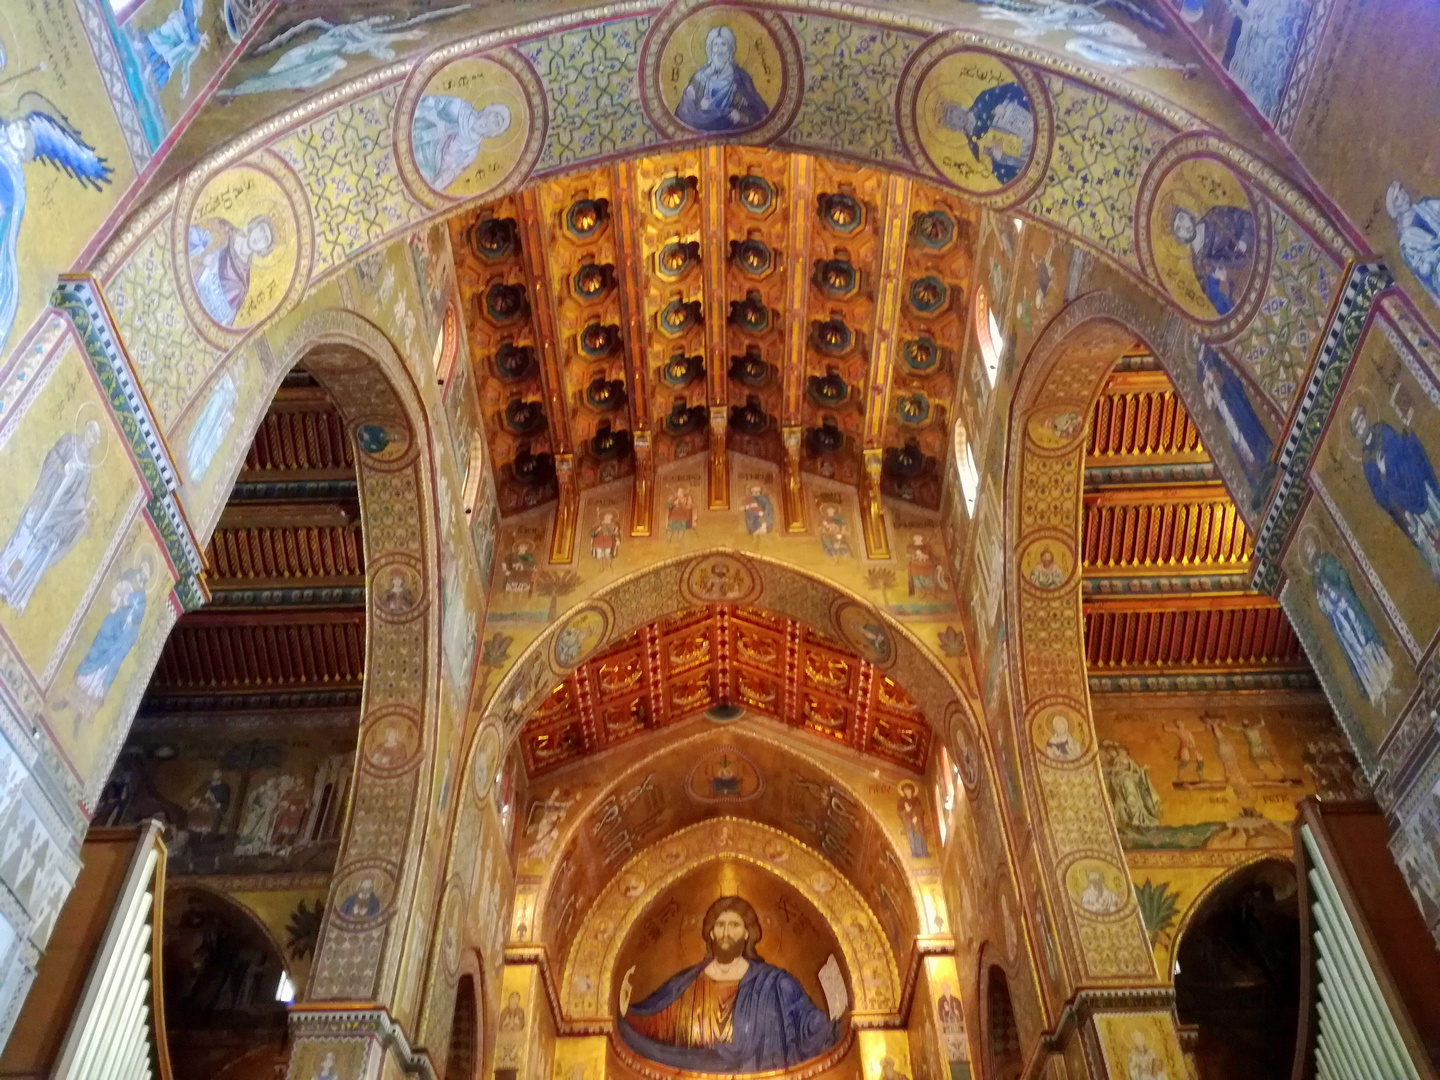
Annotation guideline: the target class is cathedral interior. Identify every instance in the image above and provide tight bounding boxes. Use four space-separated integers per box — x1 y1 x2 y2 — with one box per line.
0 1 1439 1079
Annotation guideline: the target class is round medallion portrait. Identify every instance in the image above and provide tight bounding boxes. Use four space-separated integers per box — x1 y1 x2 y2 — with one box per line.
334 865 396 923
681 553 760 605
831 598 895 669
362 712 421 775
911 50 1044 197
183 163 302 334
403 53 536 203
1141 152 1269 329
372 561 424 620
643 5 799 142
1019 538 1075 591
355 419 412 463
551 604 612 670
471 720 502 801
1030 704 1090 765
1063 857 1132 920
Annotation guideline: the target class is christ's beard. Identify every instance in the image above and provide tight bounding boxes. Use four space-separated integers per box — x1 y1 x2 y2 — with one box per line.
711 938 745 963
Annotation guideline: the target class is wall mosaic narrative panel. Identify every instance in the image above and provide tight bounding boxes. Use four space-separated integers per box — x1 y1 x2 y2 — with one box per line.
99 712 358 877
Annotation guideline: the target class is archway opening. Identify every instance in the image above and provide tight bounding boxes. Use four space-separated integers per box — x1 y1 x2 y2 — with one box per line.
161 886 290 1080
445 975 479 1080
1174 859 1300 1080
984 965 1020 1080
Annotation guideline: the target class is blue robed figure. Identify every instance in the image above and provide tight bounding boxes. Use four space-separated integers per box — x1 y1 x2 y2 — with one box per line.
618 896 845 1073
1197 347 1274 500
939 81 1035 185
675 27 771 134
1351 403 1440 582
75 562 152 707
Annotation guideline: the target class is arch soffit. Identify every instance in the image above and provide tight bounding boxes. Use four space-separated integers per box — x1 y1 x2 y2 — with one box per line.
560 816 901 1024
265 309 449 1004
997 293 1181 985
1165 853 1295 979
526 720 934 942
89 2 1356 470
166 881 292 973
463 547 983 797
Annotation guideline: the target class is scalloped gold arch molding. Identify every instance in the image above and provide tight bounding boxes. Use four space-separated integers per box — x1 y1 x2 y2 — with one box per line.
560 817 901 1025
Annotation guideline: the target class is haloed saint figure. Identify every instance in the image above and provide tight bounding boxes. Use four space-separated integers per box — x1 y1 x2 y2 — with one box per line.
675 26 770 133
618 896 847 1072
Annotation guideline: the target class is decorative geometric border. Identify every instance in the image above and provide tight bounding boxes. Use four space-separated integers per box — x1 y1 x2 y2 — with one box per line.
52 276 178 499
1134 137 1275 343
1088 670 1319 695
1273 0 1341 139
145 491 209 612
895 34 1054 209
638 1 804 146
1249 261 1391 593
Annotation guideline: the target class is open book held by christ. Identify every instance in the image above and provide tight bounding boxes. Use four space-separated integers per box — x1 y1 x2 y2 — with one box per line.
618 896 849 1072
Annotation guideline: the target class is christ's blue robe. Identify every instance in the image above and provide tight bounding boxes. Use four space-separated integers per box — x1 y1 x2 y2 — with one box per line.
619 960 840 1072
961 82 1032 184
676 65 770 133
1363 422 1440 533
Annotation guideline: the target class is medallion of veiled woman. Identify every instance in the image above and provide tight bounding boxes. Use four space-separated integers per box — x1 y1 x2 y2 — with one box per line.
674 26 771 133
411 95 511 193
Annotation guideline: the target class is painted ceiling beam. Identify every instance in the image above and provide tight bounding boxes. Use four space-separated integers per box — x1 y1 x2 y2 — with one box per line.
517 187 578 562
779 153 815 534
858 174 912 559
612 160 654 537
216 502 357 530
700 145 730 510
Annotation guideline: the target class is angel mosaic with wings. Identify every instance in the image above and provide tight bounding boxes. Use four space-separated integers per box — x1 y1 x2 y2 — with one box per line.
0 43 114 351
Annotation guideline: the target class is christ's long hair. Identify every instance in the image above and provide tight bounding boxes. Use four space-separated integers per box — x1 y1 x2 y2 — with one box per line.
701 896 763 961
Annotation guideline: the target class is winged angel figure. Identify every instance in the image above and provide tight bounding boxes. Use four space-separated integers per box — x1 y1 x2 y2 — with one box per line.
0 42 114 351
134 0 211 99
217 6 466 98
976 0 1193 71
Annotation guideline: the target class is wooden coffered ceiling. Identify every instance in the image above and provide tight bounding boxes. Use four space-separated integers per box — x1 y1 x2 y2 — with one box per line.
449 149 977 542
1081 357 1313 690
140 370 366 714
518 603 930 778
